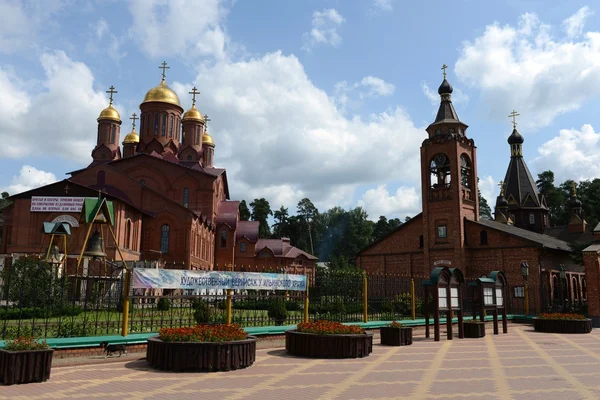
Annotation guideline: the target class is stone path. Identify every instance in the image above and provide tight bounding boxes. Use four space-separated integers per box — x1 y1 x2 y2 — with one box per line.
4 326 600 399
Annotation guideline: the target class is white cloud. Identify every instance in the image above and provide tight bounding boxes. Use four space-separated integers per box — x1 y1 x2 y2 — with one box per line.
302 8 345 51
478 175 496 207
86 19 127 63
128 0 230 60
370 0 393 13
563 6 593 38
172 51 425 213
421 81 469 107
357 185 421 221
334 76 395 111
0 165 57 195
532 124 600 182
455 9 600 130
0 51 120 164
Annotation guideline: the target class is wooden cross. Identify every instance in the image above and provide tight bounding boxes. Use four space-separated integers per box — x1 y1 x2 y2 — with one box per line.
64 184 70 195
509 110 520 128
130 113 138 130
106 85 117 105
498 180 505 196
441 64 448 79
189 87 200 106
159 61 170 80
204 114 211 129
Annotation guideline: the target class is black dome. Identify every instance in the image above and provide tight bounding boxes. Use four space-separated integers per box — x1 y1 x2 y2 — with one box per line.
496 195 508 207
438 78 453 95
570 195 582 207
507 128 524 145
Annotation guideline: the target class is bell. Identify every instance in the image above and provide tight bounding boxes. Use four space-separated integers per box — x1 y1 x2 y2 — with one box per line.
83 230 107 260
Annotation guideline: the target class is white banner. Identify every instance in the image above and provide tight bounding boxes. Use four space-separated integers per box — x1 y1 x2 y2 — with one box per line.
31 197 84 213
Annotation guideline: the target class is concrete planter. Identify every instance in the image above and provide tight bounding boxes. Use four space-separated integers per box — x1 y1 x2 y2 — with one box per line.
285 330 373 358
533 318 592 334
0 349 54 385
380 326 413 346
146 336 257 372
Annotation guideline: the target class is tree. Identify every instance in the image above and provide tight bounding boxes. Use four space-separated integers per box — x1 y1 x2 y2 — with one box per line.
239 200 250 221
371 216 402 242
1 258 66 308
0 192 11 210
404 216 412 222
477 177 492 220
536 170 567 226
250 198 272 238
297 198 318 255
272 206 290 238
318 206 373 264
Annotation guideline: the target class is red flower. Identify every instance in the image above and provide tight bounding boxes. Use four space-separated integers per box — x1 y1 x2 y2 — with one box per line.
297 320 364 335
538 313 586 321
5 336 49 351
159 324 247 343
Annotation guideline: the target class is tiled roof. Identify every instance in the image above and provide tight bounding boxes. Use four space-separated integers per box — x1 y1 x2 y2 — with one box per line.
473 219 571 251
255 238 318 260
236 221 259 242
543 226 593 245
216 201 239 229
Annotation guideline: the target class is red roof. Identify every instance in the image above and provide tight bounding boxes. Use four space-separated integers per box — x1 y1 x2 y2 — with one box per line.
236 221 259 242
255 238 318 260
216 201 240 229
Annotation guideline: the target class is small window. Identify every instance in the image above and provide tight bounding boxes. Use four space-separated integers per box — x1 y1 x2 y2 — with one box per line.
169 116 173 138
495 288 503 306
195 126 200 145
154 114 159 134
419 235 424 248
240 242 246 252
449 128 455 134
161 114 167 136
437 225 447 239
483 287 494 306
480 230 488 245
529 213 535 224
160 224 169 253
220 229 227 248
140 179 145 185
183 188 189 208
187 155 192 161
435 129 442 136
111 125 116 144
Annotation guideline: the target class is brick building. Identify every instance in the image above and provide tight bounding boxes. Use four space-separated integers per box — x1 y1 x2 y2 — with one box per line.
0 64 316 277
356 74 584 313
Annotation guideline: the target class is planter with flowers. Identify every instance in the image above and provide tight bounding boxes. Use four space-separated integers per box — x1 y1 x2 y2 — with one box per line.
0 337 53 385
380 321 413 346
533 313 592 334
463 320 486 338
286 320 373 358
146 324 257 372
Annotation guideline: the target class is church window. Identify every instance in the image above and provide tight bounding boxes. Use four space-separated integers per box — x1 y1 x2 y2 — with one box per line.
195 126 200 145
435 129 441 136
169 116 174 138
160 224 170 253
529 213 535 224
241 242 246 252
161 114 167 136
154 114 159 135
183 188 189 208
187 155 192 161
437 225 447 239
449 128 455 134
140 179 145 185
124 220 132 250
140 114 144 134
220 229 227 248
419 235 424 248
460 154 471 187
480 230 488 245
110 125 116 144
430 153 451 189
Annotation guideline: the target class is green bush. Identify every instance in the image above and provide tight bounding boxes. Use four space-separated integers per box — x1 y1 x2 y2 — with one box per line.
157 298 171 311
0 305 83 320
285 301 302 311
268 300 287 325
116 297 133 313
193 299 211 324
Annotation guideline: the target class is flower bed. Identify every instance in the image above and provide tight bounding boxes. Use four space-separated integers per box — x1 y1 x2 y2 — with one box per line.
146 324 257 372
0 337 53 385
286 321 373 358
380 321 412 346
533 314 592 334
463 321 485 338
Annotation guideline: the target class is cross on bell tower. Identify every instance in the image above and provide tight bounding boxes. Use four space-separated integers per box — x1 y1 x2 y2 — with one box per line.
106 86 117 105
441 64 448 80
509 110 520 129
189 87 200 106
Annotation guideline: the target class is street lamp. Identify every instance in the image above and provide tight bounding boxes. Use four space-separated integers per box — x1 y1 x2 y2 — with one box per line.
520 261 529 316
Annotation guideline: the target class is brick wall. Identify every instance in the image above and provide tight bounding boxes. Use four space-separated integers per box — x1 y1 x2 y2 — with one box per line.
583 251 600 318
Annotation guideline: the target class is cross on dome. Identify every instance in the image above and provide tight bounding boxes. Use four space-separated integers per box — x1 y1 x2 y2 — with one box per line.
106 85 117 105
509 110 520 129
498 180 505 196
189 87 200 106
441 64 448 79
204 114 211 129
159 61 170 81
130 113 138 130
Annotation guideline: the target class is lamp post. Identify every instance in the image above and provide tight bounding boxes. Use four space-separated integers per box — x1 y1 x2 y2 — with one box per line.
520 261 529 316
559 265 566 311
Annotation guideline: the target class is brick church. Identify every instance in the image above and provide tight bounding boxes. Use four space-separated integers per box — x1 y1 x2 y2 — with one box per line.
357 71 589 313
0 63 316 275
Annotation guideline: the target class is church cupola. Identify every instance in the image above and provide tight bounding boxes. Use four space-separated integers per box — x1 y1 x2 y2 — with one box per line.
202 126 215 168
426 64 469 139
179 87 204 164
568 182 587 233
499 110 549 233
122 113 140 158
494 181 512 224
137 61 184 159
91 85 122 165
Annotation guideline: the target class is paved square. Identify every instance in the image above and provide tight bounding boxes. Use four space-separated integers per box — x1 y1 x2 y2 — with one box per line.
3 326 600 399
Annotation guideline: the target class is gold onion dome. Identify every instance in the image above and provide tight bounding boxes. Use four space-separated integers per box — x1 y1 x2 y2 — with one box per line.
183 104 204 122
142 80 181 107
122 130 139 144
98 105 121 122
202 132 215 146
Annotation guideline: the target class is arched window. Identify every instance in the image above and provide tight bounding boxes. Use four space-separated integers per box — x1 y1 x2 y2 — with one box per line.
195 126 200 145
573 277 579 301
140 114 144 135
418 235 423 248
480 230 488 245
240 242 246 252
430 153 451 189
183 188 189 208
160 224 169 253
460 154 471 187
529 213 535 224
552 275 559 305
124 220 132 250
154 114 159 135
161 114 167 136
582 278 587 300
110 125 116 144
220 229 227 248
169 116 173 138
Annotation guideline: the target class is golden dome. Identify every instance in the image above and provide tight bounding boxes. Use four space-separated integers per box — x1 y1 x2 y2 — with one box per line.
142 80 182 107
122 130 139 144
182 104 204 122
98 105 121 122
202 132 215 146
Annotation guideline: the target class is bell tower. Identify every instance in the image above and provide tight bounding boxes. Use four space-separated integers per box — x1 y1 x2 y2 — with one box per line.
91 85 122 166
420 65 478 271
179 87 204 165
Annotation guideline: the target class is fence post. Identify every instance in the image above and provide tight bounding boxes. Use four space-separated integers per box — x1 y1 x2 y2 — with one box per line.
524 282 529 316
226 289 233 324
363 273 368 323
303 279 309 323
121 268 131 336
411 279 416 320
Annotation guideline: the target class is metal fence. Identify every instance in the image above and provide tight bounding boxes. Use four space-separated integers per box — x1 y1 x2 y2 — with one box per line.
1 257 551 340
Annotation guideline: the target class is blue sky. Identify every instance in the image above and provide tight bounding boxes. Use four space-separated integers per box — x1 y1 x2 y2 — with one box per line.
1 0 600 221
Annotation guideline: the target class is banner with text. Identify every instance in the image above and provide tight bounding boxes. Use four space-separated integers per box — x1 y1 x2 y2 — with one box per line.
132 268 307 291
31 197 85 213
